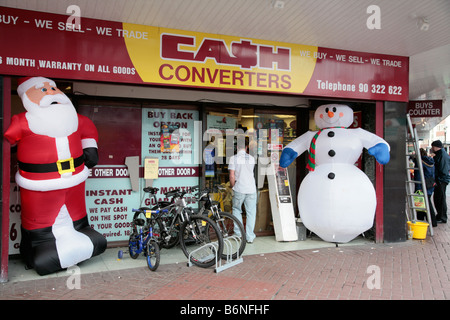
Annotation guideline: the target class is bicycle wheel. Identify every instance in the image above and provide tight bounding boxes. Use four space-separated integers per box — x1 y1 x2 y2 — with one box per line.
179 215 223 268
128 232 140 259
146 240 160 271
214 211 246 260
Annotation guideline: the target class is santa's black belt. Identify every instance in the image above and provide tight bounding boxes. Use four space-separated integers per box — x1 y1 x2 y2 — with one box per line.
18 156 84 175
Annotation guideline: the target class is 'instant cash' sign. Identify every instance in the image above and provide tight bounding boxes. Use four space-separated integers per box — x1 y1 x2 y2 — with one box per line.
0 6 408 101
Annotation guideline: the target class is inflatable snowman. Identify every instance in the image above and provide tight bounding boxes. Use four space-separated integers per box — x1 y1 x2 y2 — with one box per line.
280 104 390 243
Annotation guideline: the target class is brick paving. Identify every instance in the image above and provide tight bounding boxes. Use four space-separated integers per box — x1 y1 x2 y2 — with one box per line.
1 215 449 303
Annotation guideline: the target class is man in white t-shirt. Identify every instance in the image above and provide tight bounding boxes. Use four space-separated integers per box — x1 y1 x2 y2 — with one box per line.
228 136 257 243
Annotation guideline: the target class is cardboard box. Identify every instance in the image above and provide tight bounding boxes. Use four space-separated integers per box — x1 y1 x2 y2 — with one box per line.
254 189 272 232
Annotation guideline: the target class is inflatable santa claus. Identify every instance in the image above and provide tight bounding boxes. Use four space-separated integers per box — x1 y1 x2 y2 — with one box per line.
4 76 107 275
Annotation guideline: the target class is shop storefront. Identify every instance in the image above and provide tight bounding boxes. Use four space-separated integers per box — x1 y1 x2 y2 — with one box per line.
1 7 409 281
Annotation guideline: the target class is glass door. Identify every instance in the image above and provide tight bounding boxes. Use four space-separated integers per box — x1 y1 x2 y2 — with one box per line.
203 105 298 236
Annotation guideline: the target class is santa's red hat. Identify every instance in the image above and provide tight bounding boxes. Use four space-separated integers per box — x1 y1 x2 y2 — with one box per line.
17 76 56 98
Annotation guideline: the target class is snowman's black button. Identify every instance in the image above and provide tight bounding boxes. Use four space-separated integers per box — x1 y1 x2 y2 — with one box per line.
328 131 335 137
328 150 336 157
328 172 335 179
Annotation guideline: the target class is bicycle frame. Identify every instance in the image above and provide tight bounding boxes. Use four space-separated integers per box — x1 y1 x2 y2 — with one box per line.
130 208 163 254
166 195 201 240
192 185 246 258
129 222 149 256
195 187 223 220
145 189 192 245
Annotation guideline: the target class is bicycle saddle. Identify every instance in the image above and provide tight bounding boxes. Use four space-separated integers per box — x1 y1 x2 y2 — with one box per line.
143 187 159 194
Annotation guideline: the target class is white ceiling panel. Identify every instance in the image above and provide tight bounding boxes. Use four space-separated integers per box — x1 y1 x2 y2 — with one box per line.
4 0 448 55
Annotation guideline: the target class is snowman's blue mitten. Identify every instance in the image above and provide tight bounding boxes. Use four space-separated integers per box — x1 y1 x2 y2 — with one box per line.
368 143 390 165
280 147 298 168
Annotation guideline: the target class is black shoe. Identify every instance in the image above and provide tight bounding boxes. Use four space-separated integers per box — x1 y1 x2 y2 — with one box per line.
437 219 447 223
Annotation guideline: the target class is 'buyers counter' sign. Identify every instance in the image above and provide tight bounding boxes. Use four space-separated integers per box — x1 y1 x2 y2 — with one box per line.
0 6 409 101
407 100 442 118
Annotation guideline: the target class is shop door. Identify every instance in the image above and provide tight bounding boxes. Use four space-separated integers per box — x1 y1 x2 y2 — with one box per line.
203 105 297 236
253 109 297 235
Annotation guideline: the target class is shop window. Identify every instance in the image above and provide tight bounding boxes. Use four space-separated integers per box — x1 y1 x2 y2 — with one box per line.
77 103 142 165
141 106 200 203
76 100 200 244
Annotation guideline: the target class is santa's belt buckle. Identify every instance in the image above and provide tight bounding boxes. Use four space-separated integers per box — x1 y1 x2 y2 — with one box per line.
56 158 75 175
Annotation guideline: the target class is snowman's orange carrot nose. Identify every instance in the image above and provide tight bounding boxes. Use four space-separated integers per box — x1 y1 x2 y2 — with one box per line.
328 111 335 118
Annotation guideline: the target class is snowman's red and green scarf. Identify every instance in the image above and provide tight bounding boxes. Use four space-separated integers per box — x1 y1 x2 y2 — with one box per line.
306 126 347 171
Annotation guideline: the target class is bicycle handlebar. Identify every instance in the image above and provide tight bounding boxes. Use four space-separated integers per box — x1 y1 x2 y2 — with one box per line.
193 186 226 199
142 187 187 201
141 185 225 203
164 189 189 198
132 208 168 214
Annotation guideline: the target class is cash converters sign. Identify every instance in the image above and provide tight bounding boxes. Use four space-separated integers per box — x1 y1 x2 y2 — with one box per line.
0 6 408 102
123 26 316 95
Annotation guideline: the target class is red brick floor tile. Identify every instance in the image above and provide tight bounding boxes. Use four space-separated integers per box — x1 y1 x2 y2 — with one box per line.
2 214 450 302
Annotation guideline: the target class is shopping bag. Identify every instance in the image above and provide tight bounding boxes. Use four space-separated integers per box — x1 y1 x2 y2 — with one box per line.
413 191 426 210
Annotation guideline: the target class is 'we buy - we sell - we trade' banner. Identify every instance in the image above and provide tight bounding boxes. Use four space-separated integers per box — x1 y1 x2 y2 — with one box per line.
0 6 408 102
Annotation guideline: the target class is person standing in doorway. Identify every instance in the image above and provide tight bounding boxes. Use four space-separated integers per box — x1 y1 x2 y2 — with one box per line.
229 136 257 243
431 140 450 223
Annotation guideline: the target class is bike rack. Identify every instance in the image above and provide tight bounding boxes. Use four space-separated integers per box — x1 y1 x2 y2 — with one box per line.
187 235 243 273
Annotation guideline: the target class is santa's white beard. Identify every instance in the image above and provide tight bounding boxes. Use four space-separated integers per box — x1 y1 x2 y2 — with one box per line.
23 93 78 138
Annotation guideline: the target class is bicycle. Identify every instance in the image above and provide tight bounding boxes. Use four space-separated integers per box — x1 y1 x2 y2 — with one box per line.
192 186 246 260
143 187 179 249
143 187 224 268
127 207 165 271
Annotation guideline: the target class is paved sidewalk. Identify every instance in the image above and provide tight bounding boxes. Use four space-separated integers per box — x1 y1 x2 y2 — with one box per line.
1 219 449 302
